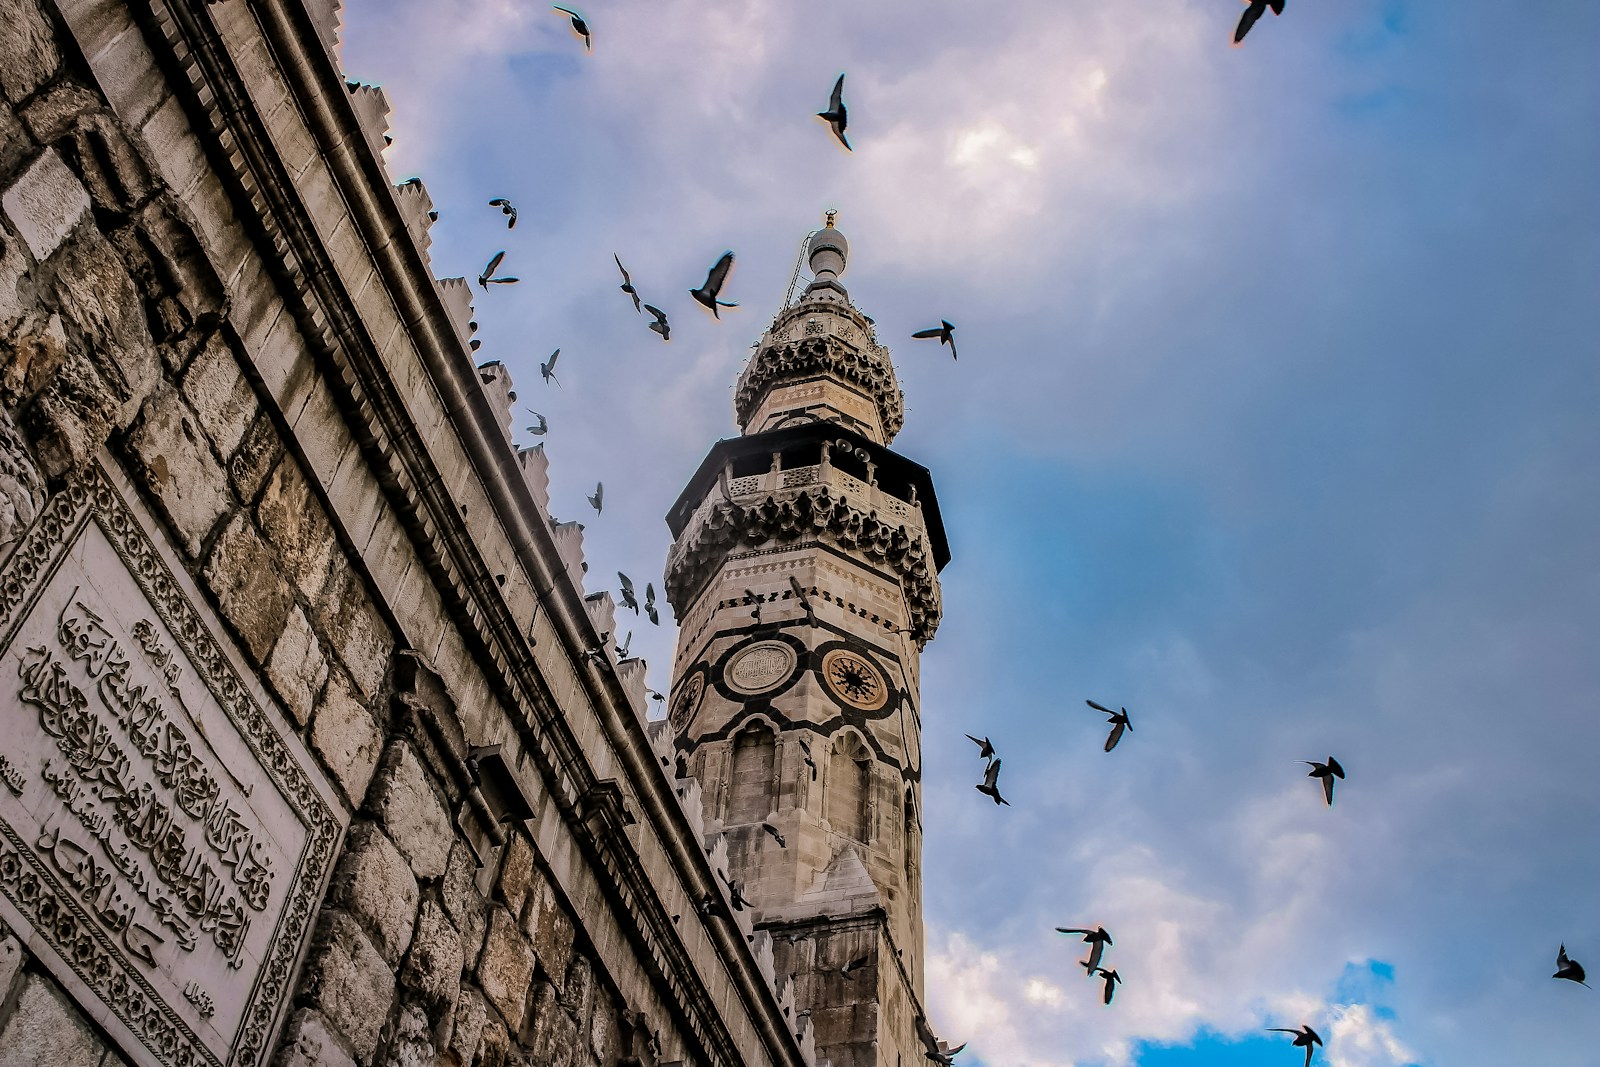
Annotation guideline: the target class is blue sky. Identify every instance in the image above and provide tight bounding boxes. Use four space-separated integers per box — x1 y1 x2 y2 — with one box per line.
341 1 1600 1062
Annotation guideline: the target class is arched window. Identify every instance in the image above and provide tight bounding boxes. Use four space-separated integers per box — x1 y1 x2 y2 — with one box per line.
826 733 872 842
727 722 776 824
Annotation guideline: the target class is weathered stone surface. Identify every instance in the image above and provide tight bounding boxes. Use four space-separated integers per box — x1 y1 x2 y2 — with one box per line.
0 406 43 560
67 111 156 216
1 148 89 260
19 81 100 145
0 312 68 407
382 1003 436 1067
257 455 337 598
371 740 453 879
229 410 283 501
273 1008 357 1067
300 911 396 1064
180 333 257 457
441 839 489 965
525 867 575 986
329 821 419 967
449 988 488 1067
559 953 593 1018
202 511 294 663
267 603 329 727
0 934 23 999
317 559 392 699
0 0 60 105
311 667 383 806
22 345 118 478
0 974 104 1067
400 898 463 1015
477 1020 509 1067
124 385 230 557
497 831 537 917
527 981 578 1067
478 905 535 1031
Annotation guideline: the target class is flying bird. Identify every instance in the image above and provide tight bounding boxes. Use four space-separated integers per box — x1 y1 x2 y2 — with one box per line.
647 689 665 704
614 253 642 312
1267 1025 1323 1067
1086 699 1132 752
1555 944 1590 987
1056 926 1113 973
644 582 659 625
644 303 671 341
614 631 632 659
911 320 958 360
1093 968 1122 1005
965 734 996 761
478 250 519 288
690 252 739 318
926 1042 968 1065
837 954 869 980
796 738 818 780
718 871 752 911
552 4 591 50
617 572 639 614
488 197 517 228
976 758 1010 806
525 410 548 436
1302 756 1346 806
588 482 604 514
582 636 610 666
540 349 561 386
762 822 787 848
1234 0 1286 44
817 73 850 151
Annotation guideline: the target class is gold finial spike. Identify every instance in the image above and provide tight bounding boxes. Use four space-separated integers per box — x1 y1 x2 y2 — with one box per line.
824 209 837 228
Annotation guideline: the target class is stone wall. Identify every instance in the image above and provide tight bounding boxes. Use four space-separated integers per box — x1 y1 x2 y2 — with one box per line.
0 1 809 1065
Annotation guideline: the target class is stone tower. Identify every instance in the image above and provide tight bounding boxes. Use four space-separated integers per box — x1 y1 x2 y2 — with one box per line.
664 218 951 1066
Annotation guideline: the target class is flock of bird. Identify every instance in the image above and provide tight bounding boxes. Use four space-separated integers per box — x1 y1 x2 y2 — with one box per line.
442 3 1590 1065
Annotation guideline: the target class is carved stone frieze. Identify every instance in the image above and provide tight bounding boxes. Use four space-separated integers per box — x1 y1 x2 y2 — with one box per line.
664 487 941 642
734 335 905 441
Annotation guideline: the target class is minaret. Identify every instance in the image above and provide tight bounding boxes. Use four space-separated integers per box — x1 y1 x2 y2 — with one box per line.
664 216 951 1066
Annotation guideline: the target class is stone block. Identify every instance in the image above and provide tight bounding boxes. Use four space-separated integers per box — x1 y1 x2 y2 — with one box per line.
273 1008 357 1067
524 870 574 986
180 333 257 457
7 137 80 250
441 839 488 965
316 560 392 700
0 406 44 561
256 456 338 600
229 410 283 502
123 385 231 558
448 989 487 1067
67 109 156 217
18 80 99 147
0 312 68 407
0 1 61 106
202 511 294 664
496 831 537 917
526 980 578 1066
400 898 463 1016
267 604 329 728
329 821 419 967
558 954 593 1018
0 933 22 1000
310 668 383 807
46 225 160 427
22 347 118 478
477 905 534 1031
370 740 453 879
0 973 105 1067
299 911 396 1064
476 1020 508 1067
382 1003 436 1067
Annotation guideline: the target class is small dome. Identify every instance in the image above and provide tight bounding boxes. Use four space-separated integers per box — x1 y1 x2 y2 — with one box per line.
807 225 848 264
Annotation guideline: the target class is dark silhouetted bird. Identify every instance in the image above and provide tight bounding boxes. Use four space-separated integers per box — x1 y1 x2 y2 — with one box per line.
1093 968 1122 1005
976 758 1010 806
690 252 739 318
614 253 642 313
817 73 850 151
588 482 604 513
525 410 548 436
489 198 517 228
797 738 817 780
965 734 996 761
697 891 727 919
540 349 561 386
926 1042 968 1065
647 689 665 704
615 631 632 659
583 635 610 666
762 822 787 848
1086 699 1132 751
1267 1025 1323 1067
617 573 639 614
478 250 519 288
644 303 670 341
1057 926 1113 972
911 320 958 360
553 4 591 50
744 589 764 623
838 954 869 980
645 582 659 625
1555 944 1590 987
1302 756 1345 806
718 870 752 911
1235 0 1286 44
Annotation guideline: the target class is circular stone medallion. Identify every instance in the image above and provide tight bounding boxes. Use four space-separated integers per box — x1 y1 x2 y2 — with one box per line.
819 647 889 711
671 672 705 731
724 641 798 696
